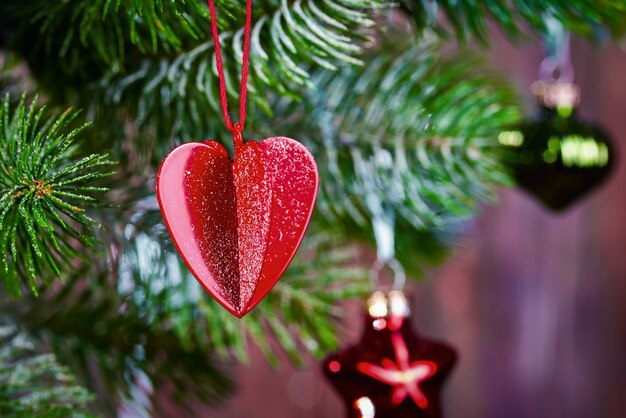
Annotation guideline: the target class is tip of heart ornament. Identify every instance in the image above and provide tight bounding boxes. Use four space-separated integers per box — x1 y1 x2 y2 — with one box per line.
156 137 319 317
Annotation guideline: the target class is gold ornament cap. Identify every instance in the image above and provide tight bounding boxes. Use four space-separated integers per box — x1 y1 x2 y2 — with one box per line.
367 290 410 319
531 80 580 110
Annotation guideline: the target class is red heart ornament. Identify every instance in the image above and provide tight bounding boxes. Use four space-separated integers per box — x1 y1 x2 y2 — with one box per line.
156 137 318 317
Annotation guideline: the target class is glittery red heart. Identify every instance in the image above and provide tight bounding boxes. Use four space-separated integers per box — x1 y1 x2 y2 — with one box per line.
156 137 318 317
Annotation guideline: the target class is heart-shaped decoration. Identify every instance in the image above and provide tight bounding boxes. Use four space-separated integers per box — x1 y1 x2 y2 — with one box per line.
156 137 318 317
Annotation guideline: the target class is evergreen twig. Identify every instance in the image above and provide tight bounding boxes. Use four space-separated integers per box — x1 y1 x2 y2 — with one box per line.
1 0 385 144
7 265 234 416
0 95 115 297
0 318 97 418
274 37 521 274
404 0 626 42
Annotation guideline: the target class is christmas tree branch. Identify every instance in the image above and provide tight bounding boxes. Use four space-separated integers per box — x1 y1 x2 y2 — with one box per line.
2 1 623 154
0 318 97 418
5 266 234 416
270 37 520 274
1 0 385 144
0 95 115 298
405 0 626 42
96 0 383 142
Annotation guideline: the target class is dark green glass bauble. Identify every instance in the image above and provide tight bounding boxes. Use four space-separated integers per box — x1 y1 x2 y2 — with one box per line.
501 106 615 211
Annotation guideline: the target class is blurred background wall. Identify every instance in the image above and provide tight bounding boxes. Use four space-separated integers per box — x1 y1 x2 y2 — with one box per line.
166 30 626 418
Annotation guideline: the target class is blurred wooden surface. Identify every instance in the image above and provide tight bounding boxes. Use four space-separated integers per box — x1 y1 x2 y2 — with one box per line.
163 34 626 418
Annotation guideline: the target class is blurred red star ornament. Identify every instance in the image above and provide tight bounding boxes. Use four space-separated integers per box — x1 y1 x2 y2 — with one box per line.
157 136 318 317
156 0 318 317
323 291 457 418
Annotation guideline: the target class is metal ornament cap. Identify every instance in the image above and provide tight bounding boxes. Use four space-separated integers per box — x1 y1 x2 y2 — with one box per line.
156 137 319 317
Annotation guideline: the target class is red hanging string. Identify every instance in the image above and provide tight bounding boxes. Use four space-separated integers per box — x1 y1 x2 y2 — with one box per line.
207 0 253 147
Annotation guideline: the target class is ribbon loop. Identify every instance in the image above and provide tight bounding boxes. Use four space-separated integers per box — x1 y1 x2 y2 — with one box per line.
369 258 406 291
208 0 253 146
540 15 573 83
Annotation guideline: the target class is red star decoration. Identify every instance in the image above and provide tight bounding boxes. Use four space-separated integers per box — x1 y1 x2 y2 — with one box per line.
323 310 456 418
356 332 437 409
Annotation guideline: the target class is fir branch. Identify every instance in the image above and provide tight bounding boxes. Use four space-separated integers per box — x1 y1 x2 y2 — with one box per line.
0 95 115 297
1 0 211 66
405 0 626 42
7 265 234 417
273 37 520 274
2 0 385 144
3 0 625 154
0 319 97 418
97 0 383 142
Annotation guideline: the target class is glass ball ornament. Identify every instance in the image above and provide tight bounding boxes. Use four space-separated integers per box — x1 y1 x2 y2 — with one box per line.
500 81 615 211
